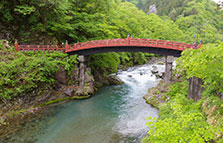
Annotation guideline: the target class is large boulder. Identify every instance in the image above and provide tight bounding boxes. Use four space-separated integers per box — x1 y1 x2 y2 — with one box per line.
155 72 165 79
107 75 124 85
54 67 67 85
64 87 75 97
93 71 110 88
151 65 158 74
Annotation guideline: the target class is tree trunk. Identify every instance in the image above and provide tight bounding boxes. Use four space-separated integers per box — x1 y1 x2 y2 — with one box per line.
188 77 204 102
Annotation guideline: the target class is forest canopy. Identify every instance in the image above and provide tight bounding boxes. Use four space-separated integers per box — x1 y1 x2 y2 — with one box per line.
1 0 222 44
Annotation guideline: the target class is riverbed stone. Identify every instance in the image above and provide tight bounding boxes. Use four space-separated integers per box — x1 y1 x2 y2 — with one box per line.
152 65 158 70
155 72 164 79
151 70 158 74
151 65 158 74
157 62 164 65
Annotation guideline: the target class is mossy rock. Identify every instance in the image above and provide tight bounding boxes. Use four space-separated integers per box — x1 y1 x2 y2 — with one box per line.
143 96 159 108
75 87 94 96
107 75 124 85
94 82 104 88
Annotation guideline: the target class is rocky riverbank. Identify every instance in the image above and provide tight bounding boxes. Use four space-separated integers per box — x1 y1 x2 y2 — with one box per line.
143 57 176 108
0 55 161 142
1 58 161 143
143 80 169 108
0 65 124 127
0 67 125 143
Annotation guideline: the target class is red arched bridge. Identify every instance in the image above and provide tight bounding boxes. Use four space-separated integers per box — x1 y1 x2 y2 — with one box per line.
15 38 201 57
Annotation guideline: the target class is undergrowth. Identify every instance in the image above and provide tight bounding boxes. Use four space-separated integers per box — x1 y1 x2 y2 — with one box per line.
0 41 78 101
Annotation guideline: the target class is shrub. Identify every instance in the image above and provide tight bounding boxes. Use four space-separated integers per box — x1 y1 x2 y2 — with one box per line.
0 44 78 100
143 95 217 143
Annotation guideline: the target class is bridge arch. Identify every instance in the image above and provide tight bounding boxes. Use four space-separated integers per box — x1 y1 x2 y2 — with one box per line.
65 38 199 57
15 38 200 57
15 38 201 86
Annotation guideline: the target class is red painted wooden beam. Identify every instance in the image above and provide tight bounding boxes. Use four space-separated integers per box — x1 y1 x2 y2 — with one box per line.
15 38 201 53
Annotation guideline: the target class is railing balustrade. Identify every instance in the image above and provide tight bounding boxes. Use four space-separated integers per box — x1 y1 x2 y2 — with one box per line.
15 38 200 53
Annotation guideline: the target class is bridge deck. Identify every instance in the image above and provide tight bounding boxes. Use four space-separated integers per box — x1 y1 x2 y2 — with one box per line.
15 38 201 56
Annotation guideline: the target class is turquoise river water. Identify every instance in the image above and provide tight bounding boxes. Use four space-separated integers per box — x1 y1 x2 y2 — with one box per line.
3 63 165 143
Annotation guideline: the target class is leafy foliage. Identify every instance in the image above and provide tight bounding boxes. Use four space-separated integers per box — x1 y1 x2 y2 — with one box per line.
176 43 223 94
132 0 223 44
166 79 189 98
1 0 223 141
0 0 197 43
0 0 193 78
0 42 78 100
0 0 196 99
143 85 218 143
144 43 223 142
90 52 120 75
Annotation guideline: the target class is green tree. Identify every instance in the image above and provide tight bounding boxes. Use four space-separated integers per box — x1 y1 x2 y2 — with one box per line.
176 43 223 95
143 95 217 143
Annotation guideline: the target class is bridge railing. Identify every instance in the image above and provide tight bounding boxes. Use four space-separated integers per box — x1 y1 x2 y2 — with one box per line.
15 44 65 52
66 39 196 52
15 38 200 53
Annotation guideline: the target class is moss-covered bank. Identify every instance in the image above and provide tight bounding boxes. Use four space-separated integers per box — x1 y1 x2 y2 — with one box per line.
0 42 126 126
143 80 169 108
143 78 223 142
143 43 223 142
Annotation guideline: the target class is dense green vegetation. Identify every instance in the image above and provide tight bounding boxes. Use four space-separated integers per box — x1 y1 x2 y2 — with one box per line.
0 42 78 100
0 0 196 93
143 43 223 142
143 95 217 142
129 0 223 44
2 0 220 77
1 0 223 142
177 43 223 94
0 0 222 75
0 0 190 43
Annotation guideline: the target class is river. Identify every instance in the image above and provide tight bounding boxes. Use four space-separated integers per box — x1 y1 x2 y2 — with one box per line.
2 61 164 143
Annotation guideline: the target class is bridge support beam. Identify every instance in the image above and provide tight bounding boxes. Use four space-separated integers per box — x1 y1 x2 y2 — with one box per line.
188 77 204 102
164 56 174 82
79 55 85 87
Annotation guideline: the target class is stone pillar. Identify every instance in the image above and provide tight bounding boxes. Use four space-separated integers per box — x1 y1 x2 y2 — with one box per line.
79 55 85 87
164 56 174 82
84 55 91 67
188 77 204 102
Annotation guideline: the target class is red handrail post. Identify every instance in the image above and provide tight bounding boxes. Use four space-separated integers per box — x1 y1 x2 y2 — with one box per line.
14 40 19 52
127 34 130 45
65 40 68 53
128 37 130 45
